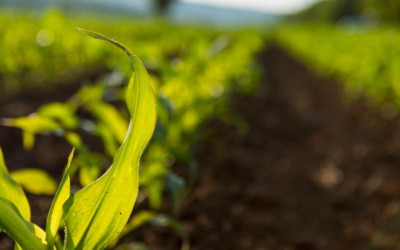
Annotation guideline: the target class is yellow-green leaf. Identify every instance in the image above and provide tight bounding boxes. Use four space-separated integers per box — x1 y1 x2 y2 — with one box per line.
2 116 61 134
89 101 129 144
79 159 101 187
63 28 156 250
64 132 83 150
37 102 79 129
22 131 35 150
10 169 58 195
46 149 74 250
94 122 119 156
0 146 30 221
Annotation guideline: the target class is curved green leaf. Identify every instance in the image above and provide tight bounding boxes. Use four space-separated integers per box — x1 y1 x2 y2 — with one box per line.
0 197 47 250
46 149 74 250
10 169 58 195
63 28 156 250
0 146 30 221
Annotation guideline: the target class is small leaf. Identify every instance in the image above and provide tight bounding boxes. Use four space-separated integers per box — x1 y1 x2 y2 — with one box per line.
150 215 189 250
22 131 35 150
37 102 79 129
88 101 129 144
0 197 47 250
79 155 102 187
63 28 156 250
108 210 155 248
0 146 30 221
167 172 185 215
64 132 83 150
10 169 58 195
139 163 166 210
94 122 119 156
3 116 61 134
68 153 106 185
116 242 148 250
46 149 74 250
2 116 62 150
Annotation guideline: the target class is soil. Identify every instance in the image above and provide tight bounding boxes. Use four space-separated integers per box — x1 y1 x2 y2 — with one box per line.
2 44 400 250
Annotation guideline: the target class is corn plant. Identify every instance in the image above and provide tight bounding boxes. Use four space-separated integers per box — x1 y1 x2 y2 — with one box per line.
0 28 157 250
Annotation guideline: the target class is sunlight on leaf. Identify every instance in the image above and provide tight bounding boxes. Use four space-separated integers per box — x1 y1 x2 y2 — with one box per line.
0 146 30 221
46 149 74 250
62 28 156 250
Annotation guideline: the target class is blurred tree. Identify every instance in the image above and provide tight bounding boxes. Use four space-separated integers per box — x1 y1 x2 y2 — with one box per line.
154 0 176 15
286 0 377 23
286 0 338 22
333 0 363 20
363 0 400 22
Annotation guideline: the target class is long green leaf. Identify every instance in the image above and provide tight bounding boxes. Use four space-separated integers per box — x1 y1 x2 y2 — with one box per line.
63 28 156 250
0 197 47 250
0 146 30 221
46 149 74 250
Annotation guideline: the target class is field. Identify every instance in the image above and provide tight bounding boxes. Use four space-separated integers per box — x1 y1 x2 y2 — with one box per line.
2 8 400 250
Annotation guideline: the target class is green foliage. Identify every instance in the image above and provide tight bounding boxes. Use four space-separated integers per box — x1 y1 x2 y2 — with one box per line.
0 29 157 250
0 10 264 94
1 10 264 212
364 0 400 22
0 10 265 249
276 24 400 107
286 0 340 22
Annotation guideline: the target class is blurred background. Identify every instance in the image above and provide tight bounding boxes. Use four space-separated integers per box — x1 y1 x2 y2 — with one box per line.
2 0 400 249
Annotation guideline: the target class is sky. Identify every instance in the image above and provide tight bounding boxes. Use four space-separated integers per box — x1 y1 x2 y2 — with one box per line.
180 0 322 14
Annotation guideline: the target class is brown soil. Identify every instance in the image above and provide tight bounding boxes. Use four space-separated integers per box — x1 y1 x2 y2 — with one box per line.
2 44 400 250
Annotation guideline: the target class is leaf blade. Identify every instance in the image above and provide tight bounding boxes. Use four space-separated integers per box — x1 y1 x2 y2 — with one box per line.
45 149 74 250
0 197 47 250
63 29 156 250
0 146 31 221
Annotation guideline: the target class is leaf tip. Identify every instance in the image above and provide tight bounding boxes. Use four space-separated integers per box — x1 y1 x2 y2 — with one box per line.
66 148 75 169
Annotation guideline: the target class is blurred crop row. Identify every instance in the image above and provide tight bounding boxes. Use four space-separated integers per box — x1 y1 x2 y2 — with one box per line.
276 24 400 110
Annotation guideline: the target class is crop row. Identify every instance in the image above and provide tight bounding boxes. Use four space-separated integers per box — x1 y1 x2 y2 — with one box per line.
0 10 266 248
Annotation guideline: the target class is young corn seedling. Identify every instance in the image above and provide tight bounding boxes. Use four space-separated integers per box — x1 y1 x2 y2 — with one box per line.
0 28 156 250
